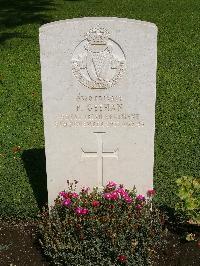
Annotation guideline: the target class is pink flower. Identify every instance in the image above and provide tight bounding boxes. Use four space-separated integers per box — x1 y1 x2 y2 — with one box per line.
106 181 117 189
136 204 142 210
116 187 125 195
75 207 82 215
124 196 133 204
117 255 127 262
59 191 65 197
147 189 156 197
92 200 100 207
75 207 89 215
116 188 129 198
63 198 71 207
59 191 70 199
71 192 79 198
104 191 119 200
81 208 89 215
111 191 119 200
103 192 112 200
136 194 145 201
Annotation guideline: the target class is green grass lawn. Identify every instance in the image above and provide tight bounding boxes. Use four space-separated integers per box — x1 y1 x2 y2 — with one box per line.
0 0 199 218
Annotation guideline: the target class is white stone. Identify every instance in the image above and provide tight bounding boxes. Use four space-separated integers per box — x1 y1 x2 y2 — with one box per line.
39 17 157 206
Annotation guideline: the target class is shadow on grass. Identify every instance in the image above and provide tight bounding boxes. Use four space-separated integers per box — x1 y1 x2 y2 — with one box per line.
0 32 32 43
159 205 200 237
22 148 48 210
0 0 55 43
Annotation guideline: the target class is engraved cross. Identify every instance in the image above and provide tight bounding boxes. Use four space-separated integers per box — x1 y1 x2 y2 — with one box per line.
81 132 118 187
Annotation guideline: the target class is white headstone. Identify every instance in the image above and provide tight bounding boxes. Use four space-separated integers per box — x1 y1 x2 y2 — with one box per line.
39 17 157 205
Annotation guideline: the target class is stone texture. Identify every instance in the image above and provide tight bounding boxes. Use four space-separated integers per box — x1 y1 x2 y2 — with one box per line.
39 17 157 206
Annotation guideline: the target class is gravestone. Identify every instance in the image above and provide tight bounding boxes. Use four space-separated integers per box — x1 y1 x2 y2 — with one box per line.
39 17 157 206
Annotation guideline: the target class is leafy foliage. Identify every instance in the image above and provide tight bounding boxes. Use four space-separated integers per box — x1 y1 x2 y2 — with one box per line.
38 181 166 265
175 176 200 225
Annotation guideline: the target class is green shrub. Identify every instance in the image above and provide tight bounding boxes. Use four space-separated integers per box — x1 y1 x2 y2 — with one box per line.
175 176 200 225
38 181 166 265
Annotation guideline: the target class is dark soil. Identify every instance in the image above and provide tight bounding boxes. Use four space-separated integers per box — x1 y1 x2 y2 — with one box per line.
0 219 199 266
153 225 200 266
0 219 48 266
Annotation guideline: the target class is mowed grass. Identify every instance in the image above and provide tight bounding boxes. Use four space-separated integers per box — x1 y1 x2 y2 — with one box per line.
0 0 199 217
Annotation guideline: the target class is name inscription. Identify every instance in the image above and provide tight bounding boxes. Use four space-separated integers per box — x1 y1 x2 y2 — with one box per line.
55 94 144 128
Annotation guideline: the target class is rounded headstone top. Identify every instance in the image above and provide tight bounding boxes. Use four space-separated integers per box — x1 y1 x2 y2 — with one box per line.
39 17 158 32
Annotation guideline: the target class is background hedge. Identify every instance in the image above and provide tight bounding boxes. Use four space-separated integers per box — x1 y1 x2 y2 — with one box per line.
0 0 199 218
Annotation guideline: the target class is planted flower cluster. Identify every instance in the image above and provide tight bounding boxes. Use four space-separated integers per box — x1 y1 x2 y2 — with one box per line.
38 181 165 266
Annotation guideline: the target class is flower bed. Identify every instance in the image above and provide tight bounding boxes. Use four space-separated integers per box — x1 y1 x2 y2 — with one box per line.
38 181 166 265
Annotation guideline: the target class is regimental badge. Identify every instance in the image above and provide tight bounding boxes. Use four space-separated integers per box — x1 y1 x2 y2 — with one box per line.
72 26 126 89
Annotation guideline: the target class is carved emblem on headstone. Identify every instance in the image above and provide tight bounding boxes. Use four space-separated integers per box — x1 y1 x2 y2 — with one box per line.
72 26 126 89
